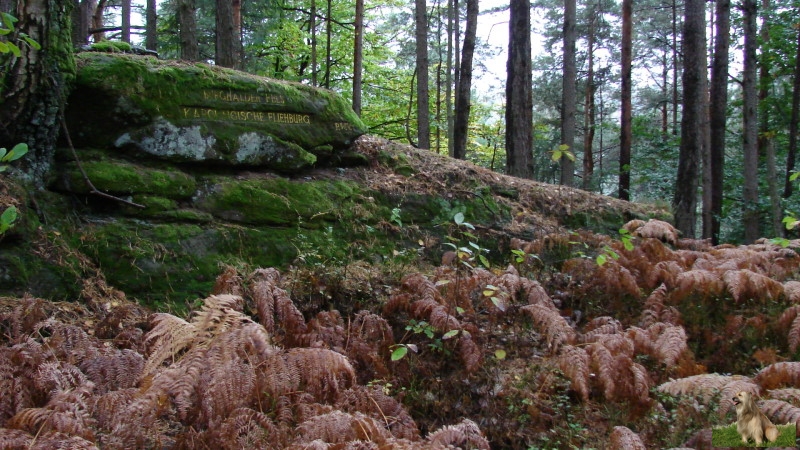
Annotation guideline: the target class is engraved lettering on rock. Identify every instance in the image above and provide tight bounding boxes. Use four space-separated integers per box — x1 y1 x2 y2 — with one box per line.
181 107 310 125
202 90 286 105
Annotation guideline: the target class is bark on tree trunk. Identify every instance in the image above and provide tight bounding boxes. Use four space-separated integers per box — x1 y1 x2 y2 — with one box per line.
71 0 90 46
505 0 534 178
673 0 706 238
785 19 800 199
619 0 632 200
583 10 596 191
415 0 431 149
707 0 730 244
121 0 131 43
759 0 781 237
145 0 157 51
453 0 478 160
742 0 759 243
0 0 76 187
178 0 199 61
352 0 364 116
561 0 576 187
215 0 236 68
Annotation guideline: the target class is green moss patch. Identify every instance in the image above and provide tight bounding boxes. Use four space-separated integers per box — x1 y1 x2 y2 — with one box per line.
195 177 377 226
57 160 196 198
68 53 366 164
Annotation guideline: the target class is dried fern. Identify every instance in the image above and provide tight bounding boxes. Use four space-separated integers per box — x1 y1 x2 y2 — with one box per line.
294 410 392 445
765 387 800 406
248 268 308 346
558 345 590 402
425 418 490 449
722 269 784 303
657 374 753 403
608 425 647 450
784 281 800 303
520 303 576 352
580 316 623 343
780 305 800 353
755 361 800 390
759 399 800 425
671 270 725 302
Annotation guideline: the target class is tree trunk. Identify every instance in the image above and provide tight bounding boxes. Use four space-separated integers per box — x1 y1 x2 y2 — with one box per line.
311 0 317 86
742 0 759 243
619 0 632 200
583 8 596 191
215 0 236 68
72 0 90 46
92 0 106 42
453 0 478 160
673 0 706 238
706 0 730 244
121 0 131 43
178 0 199 61
446 0 454 157
0 0 76 187
785 18 800 199
505 0 534 178
671 0 679 136
145 0 157 51
352 0 364 116
325 0 332 88
560 0 576 187
415 0 431 149
759 0 781 237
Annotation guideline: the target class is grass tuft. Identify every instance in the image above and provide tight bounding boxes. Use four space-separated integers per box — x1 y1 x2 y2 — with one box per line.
712 422 796 447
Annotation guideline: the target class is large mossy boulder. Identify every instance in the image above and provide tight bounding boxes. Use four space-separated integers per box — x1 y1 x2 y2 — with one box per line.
65 53 367 171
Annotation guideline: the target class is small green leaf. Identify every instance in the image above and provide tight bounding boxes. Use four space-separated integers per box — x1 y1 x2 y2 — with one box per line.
0 206 17 232
490 296 507 312
435 279 451 286
22 35 40 50
623 239 634 251
4 143 27 162
0 41 8 54
791 171 800 182
453 212 465 225
391 346 408 361
442 329 460 340
482 289 495 297
596 254 607 266
6 41 19 57
478 254 490 268
494 349 507 360
456 306 465 314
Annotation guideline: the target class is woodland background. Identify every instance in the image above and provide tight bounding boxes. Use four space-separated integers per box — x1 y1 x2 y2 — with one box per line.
72 0 800 245
3 0 800 449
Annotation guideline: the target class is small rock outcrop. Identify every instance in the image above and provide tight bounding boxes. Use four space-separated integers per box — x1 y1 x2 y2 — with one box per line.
65 53 367 171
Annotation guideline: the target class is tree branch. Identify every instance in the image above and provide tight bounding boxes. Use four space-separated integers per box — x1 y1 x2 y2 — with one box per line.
60 117 145 209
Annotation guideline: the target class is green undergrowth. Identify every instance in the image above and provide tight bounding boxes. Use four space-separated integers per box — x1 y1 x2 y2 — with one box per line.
712 423 797 447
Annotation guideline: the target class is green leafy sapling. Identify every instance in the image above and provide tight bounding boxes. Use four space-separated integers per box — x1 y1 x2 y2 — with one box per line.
445 212 490 269
596 228 635 266
0 143 27 235
0 12 40 57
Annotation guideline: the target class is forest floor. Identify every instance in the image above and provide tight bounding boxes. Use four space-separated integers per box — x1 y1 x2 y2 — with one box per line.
2 137 800 449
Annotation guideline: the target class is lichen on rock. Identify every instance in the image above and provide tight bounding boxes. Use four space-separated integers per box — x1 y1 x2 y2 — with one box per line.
66 53 366 171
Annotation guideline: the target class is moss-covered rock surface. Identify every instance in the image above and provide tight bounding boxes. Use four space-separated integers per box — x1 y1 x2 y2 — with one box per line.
66 53 366 170
0 56 668 307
